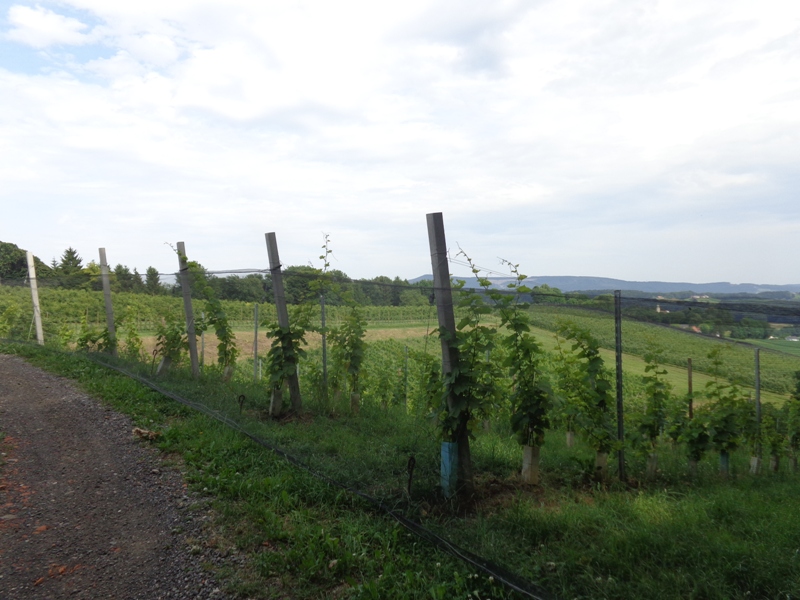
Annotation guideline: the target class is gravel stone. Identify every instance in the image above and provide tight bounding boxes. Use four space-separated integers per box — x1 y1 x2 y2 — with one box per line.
0 355 234 599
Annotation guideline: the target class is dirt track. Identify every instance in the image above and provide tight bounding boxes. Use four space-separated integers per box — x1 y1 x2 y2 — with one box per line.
0 355 232 599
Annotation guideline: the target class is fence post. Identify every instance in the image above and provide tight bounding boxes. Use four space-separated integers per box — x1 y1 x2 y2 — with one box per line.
426 212 471 497
176 242 200 379
253 303 259 381
614 290 626 482
26 251 44 345
265 232 302 413
98 248 118 357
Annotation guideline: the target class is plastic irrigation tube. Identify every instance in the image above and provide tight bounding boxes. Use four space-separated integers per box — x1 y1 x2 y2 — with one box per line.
85 354 556 600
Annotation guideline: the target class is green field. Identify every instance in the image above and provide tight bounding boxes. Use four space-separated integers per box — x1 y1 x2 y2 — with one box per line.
3 341 800 600
752 338 800 357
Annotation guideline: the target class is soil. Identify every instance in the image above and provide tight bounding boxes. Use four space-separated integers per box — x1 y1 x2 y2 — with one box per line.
0 355 235 600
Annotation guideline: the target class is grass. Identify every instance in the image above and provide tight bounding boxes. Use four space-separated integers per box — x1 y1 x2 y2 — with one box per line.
3 341 800 599
752 339 800 358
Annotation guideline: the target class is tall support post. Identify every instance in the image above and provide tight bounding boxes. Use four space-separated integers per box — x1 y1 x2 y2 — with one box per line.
26 251 44 345
176 242 200 379
614 290 626 481
265 233 302 412
253 303 259 381
426 212 472 497
98 248 118 357
687 358 694 419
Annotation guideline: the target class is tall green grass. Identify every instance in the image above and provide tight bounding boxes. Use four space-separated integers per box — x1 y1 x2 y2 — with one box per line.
3 342 800 598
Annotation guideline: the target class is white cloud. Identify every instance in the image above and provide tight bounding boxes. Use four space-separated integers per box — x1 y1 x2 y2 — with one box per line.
6 4 93 48
0 0 799 283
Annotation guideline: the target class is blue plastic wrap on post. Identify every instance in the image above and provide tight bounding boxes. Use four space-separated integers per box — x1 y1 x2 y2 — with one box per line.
441 441 459 498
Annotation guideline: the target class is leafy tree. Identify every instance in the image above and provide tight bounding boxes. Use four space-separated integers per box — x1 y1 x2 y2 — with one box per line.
0 241 52 281
55 247 91 289
113 264 135 292
145 267 163 295
59 247 83 274
284 265 321 304
399 288 429 306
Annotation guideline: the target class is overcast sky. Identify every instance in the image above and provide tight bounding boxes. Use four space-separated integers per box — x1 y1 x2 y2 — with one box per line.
1 0 798 284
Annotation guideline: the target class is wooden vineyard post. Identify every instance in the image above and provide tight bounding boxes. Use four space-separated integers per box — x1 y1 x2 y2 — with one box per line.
265 232 302 414
25 251 44 345
426 212 472 498
614 290 626 482
98 248 118 357
751 348 762 474
177 242 200 379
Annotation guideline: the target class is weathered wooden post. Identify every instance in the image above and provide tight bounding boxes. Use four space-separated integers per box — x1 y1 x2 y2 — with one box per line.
26 251 44 345
265 232 302 414
614 290 626 481
98 248 118 357
177 242 200 379
426 212 472 498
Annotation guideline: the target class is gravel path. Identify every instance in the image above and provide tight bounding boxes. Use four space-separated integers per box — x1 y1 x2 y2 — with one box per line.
0 354 234 600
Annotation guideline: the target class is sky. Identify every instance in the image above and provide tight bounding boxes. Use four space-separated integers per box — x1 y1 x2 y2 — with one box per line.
1 0 798 284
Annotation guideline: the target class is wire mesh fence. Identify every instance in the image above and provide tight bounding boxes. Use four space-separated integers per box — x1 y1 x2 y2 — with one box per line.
3 256 800 598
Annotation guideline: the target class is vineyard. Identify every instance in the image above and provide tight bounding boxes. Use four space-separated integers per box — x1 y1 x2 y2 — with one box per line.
3 234 800 599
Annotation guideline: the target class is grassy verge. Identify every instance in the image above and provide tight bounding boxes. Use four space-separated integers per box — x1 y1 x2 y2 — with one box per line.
0 342 510 599
3 342 800 599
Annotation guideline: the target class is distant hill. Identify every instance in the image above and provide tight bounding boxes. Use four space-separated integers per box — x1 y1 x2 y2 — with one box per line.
409 274 800 295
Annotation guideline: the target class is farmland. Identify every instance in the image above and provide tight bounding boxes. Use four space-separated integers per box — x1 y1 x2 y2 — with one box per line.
3 277 800 598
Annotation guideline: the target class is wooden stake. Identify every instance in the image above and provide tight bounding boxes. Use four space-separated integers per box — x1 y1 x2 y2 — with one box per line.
265 233 302 412
25 251 44 345
426 212 472 497
177 242 200 379
98 248 117 357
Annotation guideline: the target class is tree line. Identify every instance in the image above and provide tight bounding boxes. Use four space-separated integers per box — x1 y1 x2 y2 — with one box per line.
0 241 437 307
